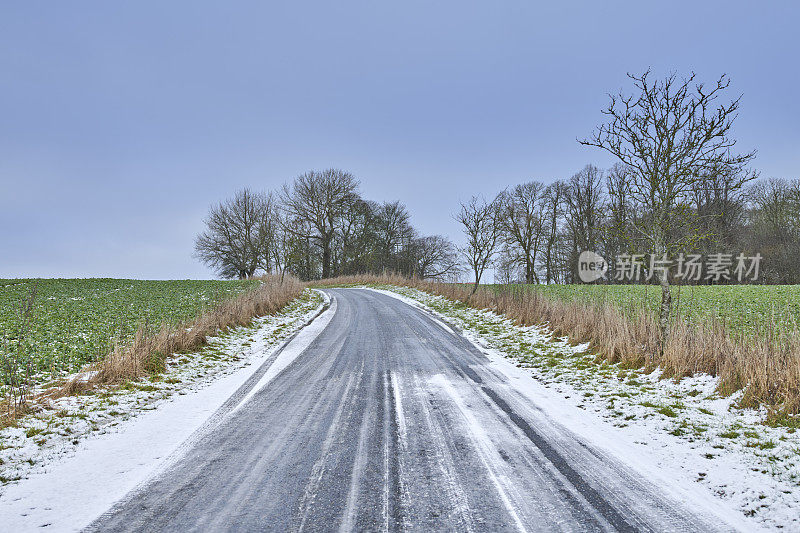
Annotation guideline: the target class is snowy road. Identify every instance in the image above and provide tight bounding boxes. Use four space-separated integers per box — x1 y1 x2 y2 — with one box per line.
88 289 729 532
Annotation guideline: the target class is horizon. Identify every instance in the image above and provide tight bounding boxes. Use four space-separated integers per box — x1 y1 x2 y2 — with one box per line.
2 1 798 279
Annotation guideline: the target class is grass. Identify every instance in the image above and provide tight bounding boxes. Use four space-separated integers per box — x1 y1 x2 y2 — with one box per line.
0 278 260 387
312 274 800 418
495 283 800 338
1 285 322 487
1 275 304 422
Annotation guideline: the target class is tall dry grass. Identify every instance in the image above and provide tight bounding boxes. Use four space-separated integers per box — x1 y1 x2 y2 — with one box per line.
57 274 304 396
313 274 800 418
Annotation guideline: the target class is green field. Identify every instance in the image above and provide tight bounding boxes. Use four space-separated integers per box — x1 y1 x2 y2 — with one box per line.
496 284 800 336
0 279 259 389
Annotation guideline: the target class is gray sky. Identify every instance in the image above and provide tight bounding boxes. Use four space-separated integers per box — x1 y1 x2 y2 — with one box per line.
1 1 797 279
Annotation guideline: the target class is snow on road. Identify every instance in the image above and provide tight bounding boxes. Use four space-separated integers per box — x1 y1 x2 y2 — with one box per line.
230 295 337 414
86 288 727 532
368 286 795 531
2 285 794 531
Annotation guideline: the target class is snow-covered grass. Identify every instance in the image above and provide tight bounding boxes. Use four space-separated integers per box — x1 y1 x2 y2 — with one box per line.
0 289 323 490
366 285 800 531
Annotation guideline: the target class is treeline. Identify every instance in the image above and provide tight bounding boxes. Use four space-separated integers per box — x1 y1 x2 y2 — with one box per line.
197 71 799 290
457 70 800 291
472 166 800 285
196 166 800 285
194 169 459 281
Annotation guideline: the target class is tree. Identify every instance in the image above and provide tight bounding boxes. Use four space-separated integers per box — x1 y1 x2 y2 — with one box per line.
581 70 756 349
411 235 460 280
564 165 605 282
746 178 800 283
542 180 567 284
496 181 546 284
456 196 501 295
374 200 414 272
281 169 359 279
335 195 375 276
604 164 635 271
194 189 276 279
690 165 755 256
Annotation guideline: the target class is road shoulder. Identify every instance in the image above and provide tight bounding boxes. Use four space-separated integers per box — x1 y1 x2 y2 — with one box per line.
0 289 334 531
363 286 795 531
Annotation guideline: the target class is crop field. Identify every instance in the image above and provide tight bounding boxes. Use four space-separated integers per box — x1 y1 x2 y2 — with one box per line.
495 284 800 336
0 278 259 389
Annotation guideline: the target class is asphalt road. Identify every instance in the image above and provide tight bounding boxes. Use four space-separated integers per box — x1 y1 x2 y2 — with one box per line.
89 288 725 532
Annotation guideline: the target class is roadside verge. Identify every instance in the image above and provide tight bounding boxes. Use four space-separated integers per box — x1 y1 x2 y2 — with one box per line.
0 289 335 531
363 285 799 531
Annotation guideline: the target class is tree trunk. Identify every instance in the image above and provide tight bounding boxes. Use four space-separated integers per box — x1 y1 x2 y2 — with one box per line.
656 244 672 356
321 240 331 279
545 251 552 284
658 274 671 356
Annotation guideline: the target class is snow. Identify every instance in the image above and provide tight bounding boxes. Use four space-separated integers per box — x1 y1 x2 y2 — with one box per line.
430 373 530 532
3 284 797 530
365 286 799 531
0 289 331 532
230 293 336 414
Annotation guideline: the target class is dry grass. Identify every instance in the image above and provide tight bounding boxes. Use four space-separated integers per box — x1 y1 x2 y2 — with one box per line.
73 274 303 387
313 274 800 418
1 275 303 425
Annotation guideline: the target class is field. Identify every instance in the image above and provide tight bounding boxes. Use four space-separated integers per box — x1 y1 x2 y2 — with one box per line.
0 278 260 389
494 284 800 337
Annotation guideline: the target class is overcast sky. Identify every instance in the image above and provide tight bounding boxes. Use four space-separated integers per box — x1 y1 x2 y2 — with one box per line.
1 1 798 279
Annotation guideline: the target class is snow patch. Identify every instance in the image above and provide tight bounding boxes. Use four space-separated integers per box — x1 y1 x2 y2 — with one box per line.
230 294 336 414
0 290 328 532
368 285 795 531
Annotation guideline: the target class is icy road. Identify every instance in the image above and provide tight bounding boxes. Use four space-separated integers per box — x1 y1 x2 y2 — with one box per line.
89 289 729 532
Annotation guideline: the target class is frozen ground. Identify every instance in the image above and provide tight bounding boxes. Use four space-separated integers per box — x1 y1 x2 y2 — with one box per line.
367 286 800 531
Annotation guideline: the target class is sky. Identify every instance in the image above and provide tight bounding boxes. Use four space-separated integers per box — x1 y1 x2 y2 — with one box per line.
1 1 798 279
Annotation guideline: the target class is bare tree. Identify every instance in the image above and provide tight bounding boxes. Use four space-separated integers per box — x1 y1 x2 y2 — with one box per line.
496 181 546 284
691 165 756 255
375 200 414 272
564 165 606 282
747 178 800 283
494 247 523 285
281 169 359 279
411 235 460 280
456 196 501 295
581 70 756 348
194 188 276 279
604 164 635 268
542 180 567 284
272 209 305 283
336 195 375 275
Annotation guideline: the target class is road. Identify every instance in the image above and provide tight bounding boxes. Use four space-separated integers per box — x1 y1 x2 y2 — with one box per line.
89 288 725 532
